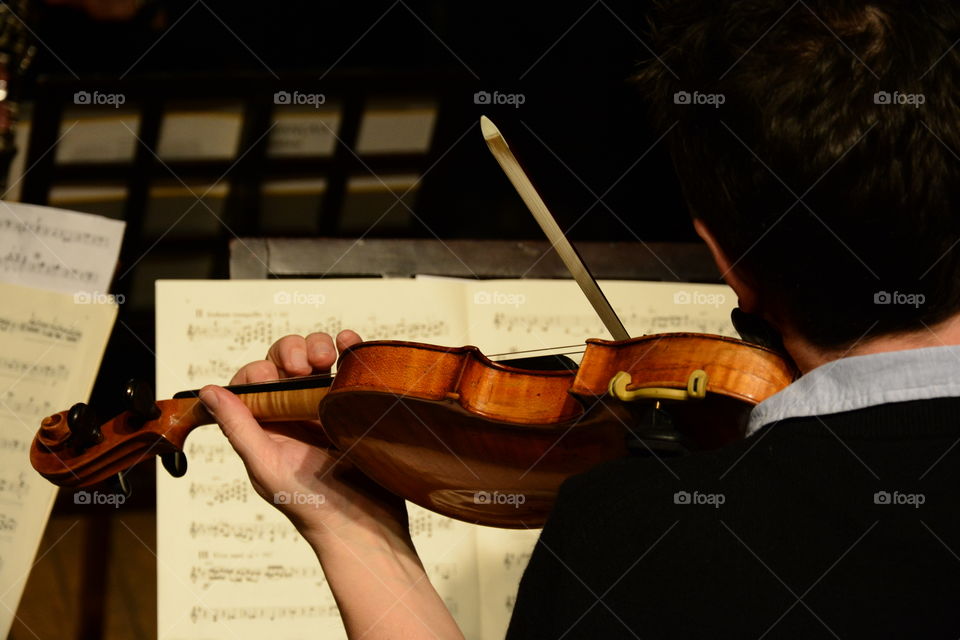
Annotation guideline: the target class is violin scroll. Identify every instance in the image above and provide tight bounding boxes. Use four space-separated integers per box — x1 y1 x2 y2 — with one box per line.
31 375 334 489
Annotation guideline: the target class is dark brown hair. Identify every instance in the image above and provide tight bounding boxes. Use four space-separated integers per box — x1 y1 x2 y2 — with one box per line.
636 0 960 348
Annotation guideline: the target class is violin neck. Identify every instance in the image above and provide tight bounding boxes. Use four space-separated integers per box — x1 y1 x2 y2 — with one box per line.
171 384 330 448
234 385 330 423
163 377 335 447
173 378 331 429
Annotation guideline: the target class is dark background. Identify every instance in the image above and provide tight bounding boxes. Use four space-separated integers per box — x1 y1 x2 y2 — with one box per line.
30 0 691 242
24 0 697 412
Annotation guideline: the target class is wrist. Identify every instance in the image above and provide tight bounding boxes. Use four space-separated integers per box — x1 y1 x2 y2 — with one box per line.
281 485 412 554
302 513 416 564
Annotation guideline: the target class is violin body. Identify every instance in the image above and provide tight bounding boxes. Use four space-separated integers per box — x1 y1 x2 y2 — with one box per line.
320 334 795 527
31 334 796 528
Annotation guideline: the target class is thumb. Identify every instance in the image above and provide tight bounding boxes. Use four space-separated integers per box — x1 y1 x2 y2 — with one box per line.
199 385 275 467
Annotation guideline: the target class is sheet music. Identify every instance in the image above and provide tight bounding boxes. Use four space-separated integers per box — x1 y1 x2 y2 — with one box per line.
463 279 737 356
157 277 736 640
0 282 117 638
0 200 125 295
155 279 481 640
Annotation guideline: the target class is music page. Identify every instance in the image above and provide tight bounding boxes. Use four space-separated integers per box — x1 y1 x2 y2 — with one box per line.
155 279 481 639
0 283 117 637
0 201 125 295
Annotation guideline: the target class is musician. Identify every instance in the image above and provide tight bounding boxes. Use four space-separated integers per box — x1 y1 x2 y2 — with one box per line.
198 0 960 637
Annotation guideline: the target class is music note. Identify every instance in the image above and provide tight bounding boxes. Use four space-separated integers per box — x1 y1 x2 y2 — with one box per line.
189 563 324 590
0 473 29 501
188 520 298 543
0 514 17 534
188 480 250 506
0 202 124 295
189 604 340 624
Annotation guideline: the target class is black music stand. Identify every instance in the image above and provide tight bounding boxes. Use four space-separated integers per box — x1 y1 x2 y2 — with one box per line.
229 238 717 281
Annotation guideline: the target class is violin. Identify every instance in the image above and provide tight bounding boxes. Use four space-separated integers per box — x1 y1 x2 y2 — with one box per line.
32 117 798 528
30 332 795 528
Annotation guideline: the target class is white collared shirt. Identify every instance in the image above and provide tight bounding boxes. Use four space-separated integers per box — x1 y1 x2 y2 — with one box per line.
747 345 960 436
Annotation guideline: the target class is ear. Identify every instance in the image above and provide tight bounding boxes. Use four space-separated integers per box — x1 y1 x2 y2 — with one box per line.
692 218 760 314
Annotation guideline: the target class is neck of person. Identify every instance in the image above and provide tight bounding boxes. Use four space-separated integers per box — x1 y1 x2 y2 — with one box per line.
779 312 960 375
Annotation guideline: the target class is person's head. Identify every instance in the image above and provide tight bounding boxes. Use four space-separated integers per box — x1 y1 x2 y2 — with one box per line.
635 0 960 351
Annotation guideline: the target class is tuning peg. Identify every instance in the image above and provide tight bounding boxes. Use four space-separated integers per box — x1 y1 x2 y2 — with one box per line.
123 379 161 421
113 470 132 499
161 451 188 478
67 402 102 448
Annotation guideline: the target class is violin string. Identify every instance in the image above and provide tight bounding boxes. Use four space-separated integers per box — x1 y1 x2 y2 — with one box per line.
486 344 586 358
206 346 590 395
491 350 587 360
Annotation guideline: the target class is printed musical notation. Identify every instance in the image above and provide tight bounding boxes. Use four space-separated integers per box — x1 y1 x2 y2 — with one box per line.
0 392 53 418
1 251 97 284
0 216 115 248
0 357 69 381
186 315 301 349
189 520 299 543
0 201 124 295
490 310 733 338
185 314 450 353
502 550 532 571
185 441 232 465
430 562 459 581
189 604 341 624
188 479 250 506
187 360 244 385
0 514 16 535
408 508 455 539
0 438 25 453
190 564 324 590
0 276 119 639
0 315 82 343
0 473 29 502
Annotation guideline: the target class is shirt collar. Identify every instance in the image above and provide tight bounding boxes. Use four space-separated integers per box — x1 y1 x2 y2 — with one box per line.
747 345 960 436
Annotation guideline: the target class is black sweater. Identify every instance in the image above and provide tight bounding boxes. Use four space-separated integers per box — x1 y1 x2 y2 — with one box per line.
506 397 960 639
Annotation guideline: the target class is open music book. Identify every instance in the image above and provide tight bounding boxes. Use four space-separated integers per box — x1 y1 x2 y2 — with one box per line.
155 277 736 640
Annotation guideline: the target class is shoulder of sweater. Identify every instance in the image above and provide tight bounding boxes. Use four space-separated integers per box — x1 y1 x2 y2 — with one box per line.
553 437 756 517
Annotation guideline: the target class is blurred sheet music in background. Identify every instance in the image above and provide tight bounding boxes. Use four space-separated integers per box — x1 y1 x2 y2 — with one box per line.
0 200 125 295
0 201 123 638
